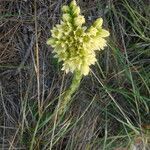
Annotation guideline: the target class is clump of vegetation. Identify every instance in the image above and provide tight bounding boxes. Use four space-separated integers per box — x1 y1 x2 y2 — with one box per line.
0 0 149 149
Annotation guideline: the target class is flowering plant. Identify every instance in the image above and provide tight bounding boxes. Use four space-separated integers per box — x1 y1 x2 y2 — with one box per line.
47 0 109 115
47 0 109 76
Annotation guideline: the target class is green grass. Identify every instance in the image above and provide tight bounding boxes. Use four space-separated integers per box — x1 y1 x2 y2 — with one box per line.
0 0 150 149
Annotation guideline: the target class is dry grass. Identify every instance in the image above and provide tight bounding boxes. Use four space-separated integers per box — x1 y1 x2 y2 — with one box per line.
0 0 150 149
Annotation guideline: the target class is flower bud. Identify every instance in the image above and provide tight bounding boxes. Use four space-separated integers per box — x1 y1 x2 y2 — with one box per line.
93 18 103 29
62 14 71 22
74 16 85 26
73 6 80 16
99 29 110 37
70 0 77 8
62 6 70 13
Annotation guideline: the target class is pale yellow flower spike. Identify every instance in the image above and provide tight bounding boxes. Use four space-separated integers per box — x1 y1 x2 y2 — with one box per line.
47 0 109 76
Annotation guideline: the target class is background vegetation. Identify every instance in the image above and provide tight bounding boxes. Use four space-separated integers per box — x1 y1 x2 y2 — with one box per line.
0 0 149 149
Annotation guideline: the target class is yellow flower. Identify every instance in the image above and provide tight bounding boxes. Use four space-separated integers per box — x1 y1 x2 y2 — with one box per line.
47 0 109 76
62 6 70 13
74 16 85 26
93 18 103 29
99 29 110 37
62 14 71 22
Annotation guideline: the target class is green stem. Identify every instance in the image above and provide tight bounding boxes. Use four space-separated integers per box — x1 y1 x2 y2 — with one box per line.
58 70 83 115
